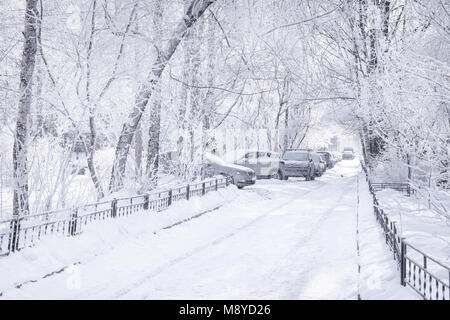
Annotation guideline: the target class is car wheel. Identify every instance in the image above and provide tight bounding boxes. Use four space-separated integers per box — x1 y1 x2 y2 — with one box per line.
271 170 281 180
237 185 244 189
307 168 314 181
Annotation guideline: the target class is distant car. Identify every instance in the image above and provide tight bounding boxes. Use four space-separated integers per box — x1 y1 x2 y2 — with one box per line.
317 151 333 169
311 152 327 177
342 150 355 160
279 149 315 181
227 150 281 179
204 153 256 189
343 147 354 153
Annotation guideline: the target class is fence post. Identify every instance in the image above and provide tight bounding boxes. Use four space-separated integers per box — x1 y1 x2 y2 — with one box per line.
70 208 78 236
400 238 406 286
111 198 118 218
215 178 218 191
168 189 173 206
407 184 411 197
384 215 389 244
202 182 206 196
143 194 149 210
8 217 20 253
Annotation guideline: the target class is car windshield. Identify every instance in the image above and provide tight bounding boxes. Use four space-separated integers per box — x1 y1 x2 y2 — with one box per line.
283 151 309 161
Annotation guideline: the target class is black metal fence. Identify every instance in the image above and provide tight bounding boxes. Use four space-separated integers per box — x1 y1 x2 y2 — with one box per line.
370 182 413 196
0 177 230 257
361 162 450 300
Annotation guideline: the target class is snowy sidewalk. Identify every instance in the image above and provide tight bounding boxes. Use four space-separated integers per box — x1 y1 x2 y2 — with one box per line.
0 160 416 299
357 173 417 299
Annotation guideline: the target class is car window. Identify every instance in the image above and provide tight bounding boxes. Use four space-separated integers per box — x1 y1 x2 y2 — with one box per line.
258 152 268 158
283 151 309 161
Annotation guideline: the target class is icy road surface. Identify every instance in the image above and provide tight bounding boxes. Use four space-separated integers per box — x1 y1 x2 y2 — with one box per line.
1 159 415 299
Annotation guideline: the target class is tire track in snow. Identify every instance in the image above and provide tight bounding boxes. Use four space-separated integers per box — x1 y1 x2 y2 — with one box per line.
110 181 331 299
254 176 358 299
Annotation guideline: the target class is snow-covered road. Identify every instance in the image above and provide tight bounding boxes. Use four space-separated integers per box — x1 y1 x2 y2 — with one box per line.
1 159 415 299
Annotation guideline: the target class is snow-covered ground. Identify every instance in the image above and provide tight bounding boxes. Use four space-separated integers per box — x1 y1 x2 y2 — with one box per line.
375 189 450 278
0 159 418 299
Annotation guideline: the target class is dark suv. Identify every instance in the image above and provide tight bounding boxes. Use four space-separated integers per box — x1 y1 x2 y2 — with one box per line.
279 149 315 181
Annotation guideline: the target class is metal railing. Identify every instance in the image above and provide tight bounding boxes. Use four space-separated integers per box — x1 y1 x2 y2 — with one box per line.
370 182 413 196
402 242 450 300
361 161 449 300
0 177 230 257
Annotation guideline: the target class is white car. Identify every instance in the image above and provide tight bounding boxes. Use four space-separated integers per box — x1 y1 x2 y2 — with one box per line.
342 150 355 160
205 153 256 189
226 149 282 179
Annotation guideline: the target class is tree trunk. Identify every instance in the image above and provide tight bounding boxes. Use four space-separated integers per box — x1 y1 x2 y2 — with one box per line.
85 0 105 200
146 85 161 183
133 5 143 180
13 0 39 216
109 0 216 192
187 18 205 179
283 106 289 152
32 54 44 138
134 122 143 178
201 16 217 179
177 40 190 180
146 0 164 185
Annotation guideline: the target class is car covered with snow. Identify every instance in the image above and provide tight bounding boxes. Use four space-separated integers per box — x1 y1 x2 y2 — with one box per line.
226 149 282 179
342 150 355 160
279 149 315 181
205 153 256 189
317 151 334 169
311 152 327 177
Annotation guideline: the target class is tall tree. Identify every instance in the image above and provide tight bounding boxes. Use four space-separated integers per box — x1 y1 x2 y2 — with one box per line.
145 0 164 185
13 0 40 216
85 0 105 199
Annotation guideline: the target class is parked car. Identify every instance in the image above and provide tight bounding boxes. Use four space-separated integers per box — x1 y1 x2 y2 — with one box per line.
311 152 327 177
226 149 281 179
317 151 333 169
342 150 355 160
331 151 342 163
279 149 315 181
343 147 354 153
204 153 256 189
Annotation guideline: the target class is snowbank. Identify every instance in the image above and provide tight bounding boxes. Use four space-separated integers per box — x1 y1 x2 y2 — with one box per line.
0 186 239 296
375 189 450 267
